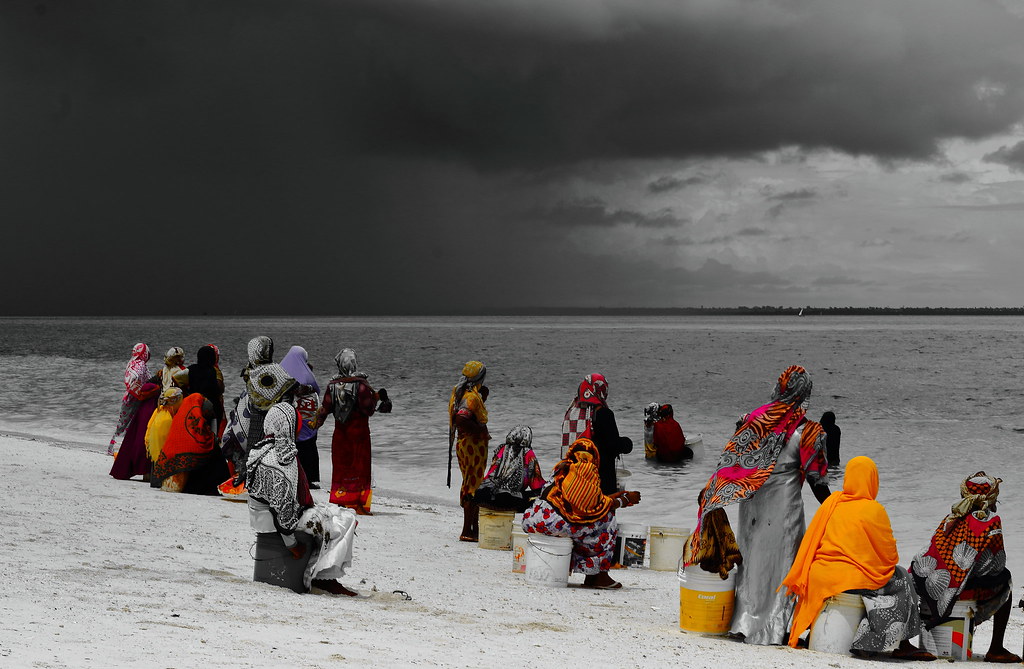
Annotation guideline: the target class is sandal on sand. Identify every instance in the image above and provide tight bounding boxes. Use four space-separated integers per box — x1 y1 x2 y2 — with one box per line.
459 534 478 542
985 651 1023 663
891 648 937 661
311 580 358 597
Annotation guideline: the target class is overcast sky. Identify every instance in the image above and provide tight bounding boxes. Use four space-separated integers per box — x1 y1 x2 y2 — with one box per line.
3 0 1024 314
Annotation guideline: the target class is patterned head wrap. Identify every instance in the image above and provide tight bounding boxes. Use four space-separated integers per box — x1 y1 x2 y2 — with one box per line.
543 438 615 524
159 387 184 407
246 403 303 531
950 471 1001 519
576 373 609 406
163 347 185 366
771 364 813 406
124 343 151 396
241 336 274 381
505 425 533 452
335 348 359 377
460 361 485 386
246 363 297 410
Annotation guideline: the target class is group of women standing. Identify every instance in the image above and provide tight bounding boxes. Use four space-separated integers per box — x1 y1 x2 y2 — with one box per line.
681 364 1018 662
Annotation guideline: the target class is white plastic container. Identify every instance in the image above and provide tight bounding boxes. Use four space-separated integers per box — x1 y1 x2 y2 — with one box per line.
614 522 648 567
525 535 573 587
511 526 528 574
649 526 688 571
808 592 866 654
478 509 514 550
920 600 975 660
685 433 704 461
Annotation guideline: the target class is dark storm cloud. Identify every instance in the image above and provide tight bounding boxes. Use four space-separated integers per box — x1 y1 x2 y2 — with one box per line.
3 0 1024 314
765 188 818 202
983 141 1024 171
535 197 680 228
647 174 708 193
938 172 973 184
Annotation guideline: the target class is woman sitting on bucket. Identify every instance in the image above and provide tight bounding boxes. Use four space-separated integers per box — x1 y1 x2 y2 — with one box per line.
780 456 934 660
247 402 359 597
522 438 641 590
908 472 1019 663
474 425 546 513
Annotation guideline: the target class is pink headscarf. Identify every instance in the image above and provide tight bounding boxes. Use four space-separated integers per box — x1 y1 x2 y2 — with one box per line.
124 343 151 399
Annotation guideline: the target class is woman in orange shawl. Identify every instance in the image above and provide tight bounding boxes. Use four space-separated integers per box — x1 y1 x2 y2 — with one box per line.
521 438 641 589
152 393 229 495
782 456 931 658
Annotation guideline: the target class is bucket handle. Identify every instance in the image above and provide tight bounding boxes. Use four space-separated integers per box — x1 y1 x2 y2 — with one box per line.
526 535 572 557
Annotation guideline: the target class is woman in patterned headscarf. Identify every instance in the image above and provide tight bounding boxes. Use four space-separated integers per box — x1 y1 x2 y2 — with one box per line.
449 361 490 541
153 392 230 495
910 472 1019 663
155 347 186 393
247 403 359 596
280 345 323 489
109 377 161 481
474 425 546 513
561 373 633 495
109 343 152 455
685 364 831 645
522 438 641 589
317 348 389 516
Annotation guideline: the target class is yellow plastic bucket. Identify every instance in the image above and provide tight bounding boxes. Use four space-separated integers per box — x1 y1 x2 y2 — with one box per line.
478 509 515 550
679 568 735 635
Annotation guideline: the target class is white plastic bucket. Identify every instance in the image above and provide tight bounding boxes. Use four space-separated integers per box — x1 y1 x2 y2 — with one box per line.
685 434 704 461
920 600 975 660
614 522 648 568
649 526 688 571
678 568 735 634
616 468 631 492
525 534 573 587
478 509 515 550
808 592 866 654
511 516 528 574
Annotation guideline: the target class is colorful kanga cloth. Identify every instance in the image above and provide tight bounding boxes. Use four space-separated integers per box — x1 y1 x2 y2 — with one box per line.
449 361 489 503
111 343 152 451
782 456 899 647
153 393 215 480
280 345 321 442
560 373 608 454
542 438 616 524
475 425 546 511
910 471 1008 624
686 365 825 568
322 349 378 512
522 498 617 575
145 388 183 464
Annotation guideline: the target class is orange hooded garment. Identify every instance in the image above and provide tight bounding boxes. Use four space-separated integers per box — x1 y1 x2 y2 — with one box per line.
781 456 897 648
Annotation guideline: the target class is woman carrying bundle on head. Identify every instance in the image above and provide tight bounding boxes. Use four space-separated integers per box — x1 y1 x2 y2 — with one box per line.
247 402 359 597
474 425 546 513
909 472 1019 663
449 361 490 541
522 438 641 590
317 348 390 516
781 456 933 660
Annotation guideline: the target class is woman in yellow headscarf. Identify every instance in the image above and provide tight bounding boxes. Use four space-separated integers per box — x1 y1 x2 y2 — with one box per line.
449 361 490 541
781 456 932 659
144 387 184 488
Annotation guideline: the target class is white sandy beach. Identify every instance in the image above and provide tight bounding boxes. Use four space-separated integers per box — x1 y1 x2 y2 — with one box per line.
1 434 1018 668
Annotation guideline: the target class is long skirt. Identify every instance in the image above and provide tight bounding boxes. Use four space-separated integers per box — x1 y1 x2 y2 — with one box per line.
299 503 357 589
110 395 158 480
456 433 488 508
110 396 140 454
297 436 320 485
848 566 924 652
329 415 372 511
522 499 617 575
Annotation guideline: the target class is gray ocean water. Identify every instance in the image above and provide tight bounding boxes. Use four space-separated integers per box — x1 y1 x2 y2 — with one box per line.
2 315 1023 576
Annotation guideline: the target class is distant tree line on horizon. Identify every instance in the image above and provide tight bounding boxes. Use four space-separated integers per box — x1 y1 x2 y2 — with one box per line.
496 306 1024 316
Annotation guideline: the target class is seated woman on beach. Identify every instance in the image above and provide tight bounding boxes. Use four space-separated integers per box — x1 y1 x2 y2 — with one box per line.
474 425 546 513
152 392 230 495
247 402 359 597
781 456 933 660
909 472 1019 663
522 438 641 590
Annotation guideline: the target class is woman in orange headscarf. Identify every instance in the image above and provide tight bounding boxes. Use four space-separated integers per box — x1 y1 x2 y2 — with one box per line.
522 438 641 589
782 456 931 659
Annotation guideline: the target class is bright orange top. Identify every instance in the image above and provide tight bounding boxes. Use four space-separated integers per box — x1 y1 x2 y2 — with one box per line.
781 456 898 647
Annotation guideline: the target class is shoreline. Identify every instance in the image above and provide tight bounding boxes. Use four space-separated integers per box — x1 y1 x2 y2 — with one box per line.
1 433 1015 667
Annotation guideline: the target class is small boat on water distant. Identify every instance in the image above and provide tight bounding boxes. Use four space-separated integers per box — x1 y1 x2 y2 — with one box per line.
798 308 804 317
